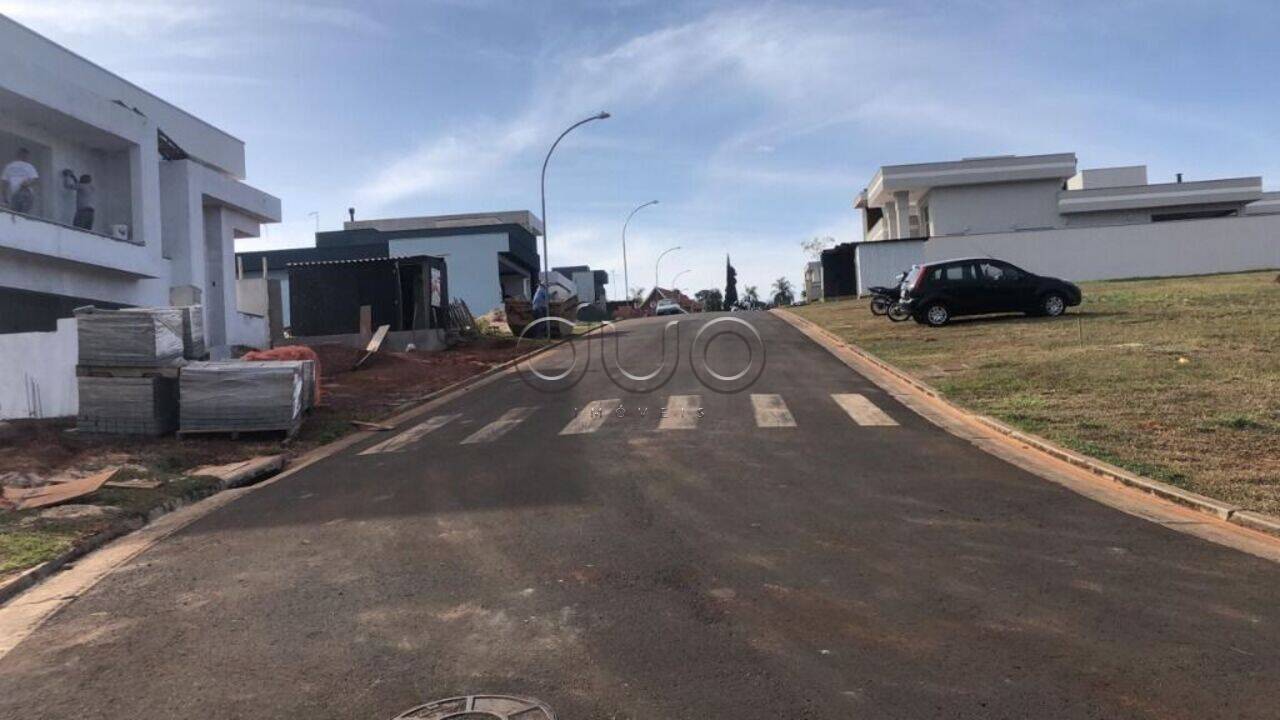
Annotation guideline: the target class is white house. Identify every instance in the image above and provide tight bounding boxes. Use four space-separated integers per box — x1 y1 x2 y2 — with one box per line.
851 152 1280 295
803 261 822 302
0 17 280 418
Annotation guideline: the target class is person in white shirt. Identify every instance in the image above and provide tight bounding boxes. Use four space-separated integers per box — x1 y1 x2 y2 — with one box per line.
2 148 39 214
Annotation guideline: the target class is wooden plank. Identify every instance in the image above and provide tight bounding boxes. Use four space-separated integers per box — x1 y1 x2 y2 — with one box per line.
2 467 121 510
354 324 391 370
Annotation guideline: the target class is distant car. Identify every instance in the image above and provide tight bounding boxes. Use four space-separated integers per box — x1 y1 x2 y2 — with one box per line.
654 298 684 316
900 258 1082 327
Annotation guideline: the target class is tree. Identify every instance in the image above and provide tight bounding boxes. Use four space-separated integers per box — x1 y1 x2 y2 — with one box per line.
772 276 795 306
629 286 646 304
695 288 723 312
724 255 738 308
800 236 834 259
743 285 760 308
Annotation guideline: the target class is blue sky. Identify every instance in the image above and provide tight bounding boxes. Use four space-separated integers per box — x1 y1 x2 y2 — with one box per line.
5 0 1278 299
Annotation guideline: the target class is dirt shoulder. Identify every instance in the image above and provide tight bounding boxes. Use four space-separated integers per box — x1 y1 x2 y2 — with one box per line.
791 270 1280 515
0 335 535 582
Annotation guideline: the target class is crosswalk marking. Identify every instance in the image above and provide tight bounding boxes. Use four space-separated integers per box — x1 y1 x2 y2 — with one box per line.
831 393 898 426
751 394 796 428
460 406 538 444
359 414 460 455
560 399 622 435
658 395 702 430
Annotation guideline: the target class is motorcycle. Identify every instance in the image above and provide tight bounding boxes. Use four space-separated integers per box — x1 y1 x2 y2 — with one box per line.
869 269 915 322
869 271 908 319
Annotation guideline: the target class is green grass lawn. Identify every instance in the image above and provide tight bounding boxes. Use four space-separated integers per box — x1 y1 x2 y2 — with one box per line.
792 270 1280 514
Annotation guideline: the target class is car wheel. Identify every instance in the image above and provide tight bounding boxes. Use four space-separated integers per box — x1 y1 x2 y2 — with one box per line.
923 302 950 327
1041 292 1067 317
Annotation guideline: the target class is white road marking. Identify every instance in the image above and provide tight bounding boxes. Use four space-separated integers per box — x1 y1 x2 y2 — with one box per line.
460 406 539 444
751 394 796 428
560 399 622 435
832 393 898 426
359 414 460 455
658 395 702 430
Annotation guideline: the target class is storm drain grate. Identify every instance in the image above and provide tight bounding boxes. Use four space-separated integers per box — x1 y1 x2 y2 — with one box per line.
393 694 555 720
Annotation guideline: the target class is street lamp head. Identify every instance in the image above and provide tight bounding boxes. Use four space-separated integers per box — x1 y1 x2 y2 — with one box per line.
596 111 612 120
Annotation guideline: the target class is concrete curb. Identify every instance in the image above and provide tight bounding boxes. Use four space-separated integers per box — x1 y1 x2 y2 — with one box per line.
0 329 597 611
773 308 1280 539
0 454 288 606
0 520 139 607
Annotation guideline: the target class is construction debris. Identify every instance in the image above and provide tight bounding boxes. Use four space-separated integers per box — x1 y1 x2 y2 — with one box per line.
30 504 124 521
1 466 121 510
103 478 164 490
188 455 286 488
75 306 186 367
179 361 307 436
354 324 391 370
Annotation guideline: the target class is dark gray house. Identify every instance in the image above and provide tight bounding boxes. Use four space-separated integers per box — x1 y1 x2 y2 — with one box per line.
238 211 542 326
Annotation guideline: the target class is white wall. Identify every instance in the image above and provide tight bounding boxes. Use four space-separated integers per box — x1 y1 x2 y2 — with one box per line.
855 240 925 295
0 317 78 419
926 179 1065 236
226 310 269 350
388 232 513 314
923 214 1280 281
1068 166 1147 190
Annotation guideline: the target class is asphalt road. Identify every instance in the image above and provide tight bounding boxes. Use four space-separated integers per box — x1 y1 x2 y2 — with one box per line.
2 311 1279 719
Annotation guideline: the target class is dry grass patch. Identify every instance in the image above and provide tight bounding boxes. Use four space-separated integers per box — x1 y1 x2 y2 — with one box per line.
793 271 1280 514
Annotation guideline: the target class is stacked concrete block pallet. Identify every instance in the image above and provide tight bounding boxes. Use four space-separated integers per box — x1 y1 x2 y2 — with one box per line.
74 307 200 436
179 361 309 438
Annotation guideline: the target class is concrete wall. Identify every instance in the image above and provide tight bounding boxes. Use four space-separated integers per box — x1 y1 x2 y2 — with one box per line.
922 214 1280 281
925 179 1065 236
0 317 77 419
855 241 925 295
1068 166 1147 190
387 232 512 314
236 277 269 317
226 309 269 351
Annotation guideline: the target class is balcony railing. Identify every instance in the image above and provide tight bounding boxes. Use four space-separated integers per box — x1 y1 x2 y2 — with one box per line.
1 205 139 245
0 206 157 277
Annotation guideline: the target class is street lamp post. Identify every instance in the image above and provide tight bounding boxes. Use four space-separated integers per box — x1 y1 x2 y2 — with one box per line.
539 111 611 333
622 200 658 306
654 246 681 298
670 269 691 292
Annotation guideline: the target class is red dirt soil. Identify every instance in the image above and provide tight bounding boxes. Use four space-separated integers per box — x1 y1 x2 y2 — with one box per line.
305 337 529 418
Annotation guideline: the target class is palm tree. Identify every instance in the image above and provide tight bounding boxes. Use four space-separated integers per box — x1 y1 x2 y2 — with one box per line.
772 277 795 306
743 285 760 309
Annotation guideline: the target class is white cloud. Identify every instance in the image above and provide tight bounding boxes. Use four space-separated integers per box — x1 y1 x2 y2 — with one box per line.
0 0 387 46
0 1 216 37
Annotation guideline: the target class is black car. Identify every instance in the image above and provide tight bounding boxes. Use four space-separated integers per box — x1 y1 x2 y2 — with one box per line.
900 258 1081 327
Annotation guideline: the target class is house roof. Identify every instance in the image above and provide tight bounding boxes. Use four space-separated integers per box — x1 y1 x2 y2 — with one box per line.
860 152 1078 209
286 254 441 268
344 210 543 237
